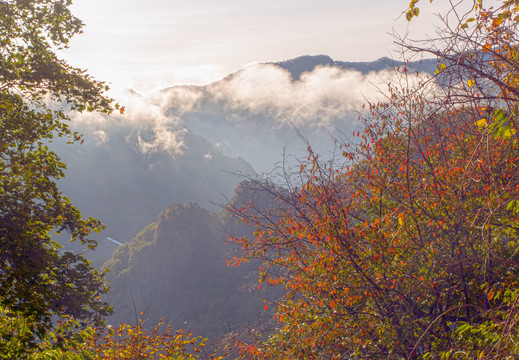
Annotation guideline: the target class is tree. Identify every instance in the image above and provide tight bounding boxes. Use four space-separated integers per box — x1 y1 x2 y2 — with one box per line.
0 0 114 345
229 1 519 358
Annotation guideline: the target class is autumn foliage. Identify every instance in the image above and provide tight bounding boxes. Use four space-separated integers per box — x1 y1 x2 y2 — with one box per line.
80 321 209 359
29 315 227 359
229 1 519 359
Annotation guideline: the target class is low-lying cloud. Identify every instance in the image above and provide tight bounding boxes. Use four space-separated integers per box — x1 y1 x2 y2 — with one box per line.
70 62 431 170
157 63 430 132
71 89 187 158
209 64 389 129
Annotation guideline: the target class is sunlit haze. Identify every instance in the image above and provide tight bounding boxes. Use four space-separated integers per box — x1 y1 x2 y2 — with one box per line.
63 0 450 94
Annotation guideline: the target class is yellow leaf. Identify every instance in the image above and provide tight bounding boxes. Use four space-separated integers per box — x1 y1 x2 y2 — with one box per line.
475 118 487 129
398 214 405 226
493 17 503 27
503 128 516 139
468 79 475 87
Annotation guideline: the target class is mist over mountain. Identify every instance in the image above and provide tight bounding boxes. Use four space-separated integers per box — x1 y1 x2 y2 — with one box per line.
158 55 435 171
55 55 434 265
58 126 253 239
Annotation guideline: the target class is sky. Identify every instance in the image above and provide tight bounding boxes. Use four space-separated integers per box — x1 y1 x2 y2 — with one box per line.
62 0 451 94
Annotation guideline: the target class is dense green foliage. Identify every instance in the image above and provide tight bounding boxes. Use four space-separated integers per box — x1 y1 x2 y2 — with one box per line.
0 0 113 347
230 1 519 359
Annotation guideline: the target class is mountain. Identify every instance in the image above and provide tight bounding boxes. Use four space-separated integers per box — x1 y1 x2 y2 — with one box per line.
59 54 440 341
103 183 277 339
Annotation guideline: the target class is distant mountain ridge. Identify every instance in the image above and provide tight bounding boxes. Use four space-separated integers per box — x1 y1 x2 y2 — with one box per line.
163 55 437 93
272 55 437 80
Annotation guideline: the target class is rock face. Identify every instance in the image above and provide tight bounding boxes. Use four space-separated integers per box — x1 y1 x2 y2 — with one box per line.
104 198 267 338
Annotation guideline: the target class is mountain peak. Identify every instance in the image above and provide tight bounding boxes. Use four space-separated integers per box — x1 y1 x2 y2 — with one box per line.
273 55 335 80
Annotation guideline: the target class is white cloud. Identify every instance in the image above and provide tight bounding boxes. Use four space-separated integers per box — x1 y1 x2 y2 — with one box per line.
68 62 433 168
136 125 187 157
70 89 187 157
93 129 108 145
153 86 204 115
202 64 421 130
120 91 187 157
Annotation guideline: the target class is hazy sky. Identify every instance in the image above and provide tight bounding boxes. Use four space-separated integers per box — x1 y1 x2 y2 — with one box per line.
63 0 450 94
